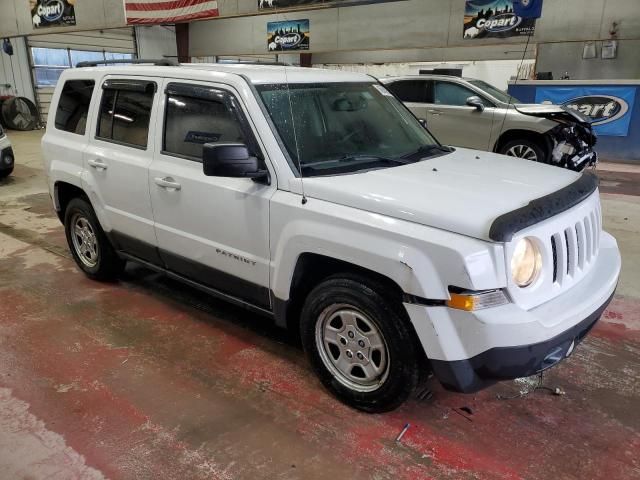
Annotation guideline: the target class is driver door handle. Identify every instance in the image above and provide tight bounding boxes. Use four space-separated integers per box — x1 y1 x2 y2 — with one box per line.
428 109 442 115
88 159 108 170
154 177 181 191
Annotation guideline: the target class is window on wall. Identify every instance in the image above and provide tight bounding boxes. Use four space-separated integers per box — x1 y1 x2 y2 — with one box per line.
31 48 134 87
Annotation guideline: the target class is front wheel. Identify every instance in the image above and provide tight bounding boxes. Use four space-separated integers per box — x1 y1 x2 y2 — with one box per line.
300 275 422 412
500 139 545 163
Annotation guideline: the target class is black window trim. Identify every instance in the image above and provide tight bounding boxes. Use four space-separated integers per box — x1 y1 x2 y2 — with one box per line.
94 78 157 151
160 81 263 164
54 79 96 136
386 79 432 104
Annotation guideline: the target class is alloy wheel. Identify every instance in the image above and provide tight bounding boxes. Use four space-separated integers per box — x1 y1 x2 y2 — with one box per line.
70 213 99 268
506 144 539 161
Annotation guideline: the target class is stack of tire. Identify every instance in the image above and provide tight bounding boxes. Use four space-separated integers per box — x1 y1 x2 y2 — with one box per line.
0 96 39 131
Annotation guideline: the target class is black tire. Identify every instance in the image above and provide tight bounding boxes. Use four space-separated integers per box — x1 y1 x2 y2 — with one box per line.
0 167 12 179
300 274 422 413
64 197 124 281
499 138 546 163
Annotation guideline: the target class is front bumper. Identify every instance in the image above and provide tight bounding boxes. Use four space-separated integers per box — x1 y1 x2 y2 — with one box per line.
430 291 613 393
404 231 620 393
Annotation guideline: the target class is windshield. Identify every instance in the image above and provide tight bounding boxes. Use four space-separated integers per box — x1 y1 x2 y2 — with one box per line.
256 82 442 177
468 79 521 104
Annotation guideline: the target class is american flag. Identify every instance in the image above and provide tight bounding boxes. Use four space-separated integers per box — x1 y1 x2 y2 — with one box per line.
124 0 219 24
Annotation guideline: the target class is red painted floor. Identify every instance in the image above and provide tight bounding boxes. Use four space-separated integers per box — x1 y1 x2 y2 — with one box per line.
1 139 639 479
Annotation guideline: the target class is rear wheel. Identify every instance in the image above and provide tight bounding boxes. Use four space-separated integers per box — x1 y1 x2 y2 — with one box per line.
64 197 124 280
300 274 421 412
500 139 545 163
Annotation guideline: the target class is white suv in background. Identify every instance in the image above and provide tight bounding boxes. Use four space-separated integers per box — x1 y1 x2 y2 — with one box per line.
42 63 620 412
0 124 15 179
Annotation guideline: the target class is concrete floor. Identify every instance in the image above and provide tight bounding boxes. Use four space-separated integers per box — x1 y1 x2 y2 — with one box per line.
1 129 639 480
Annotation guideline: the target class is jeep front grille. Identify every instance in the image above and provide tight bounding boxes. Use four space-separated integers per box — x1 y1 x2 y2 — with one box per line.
550 203 601 287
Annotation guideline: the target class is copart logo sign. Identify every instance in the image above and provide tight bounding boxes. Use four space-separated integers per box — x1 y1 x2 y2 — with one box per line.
30 0 76 28
267 19 310 51
464 0 536 39
535 86 637 137
563 96 629 126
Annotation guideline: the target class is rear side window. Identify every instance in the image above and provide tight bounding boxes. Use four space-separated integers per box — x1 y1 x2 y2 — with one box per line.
55 80 95 135
96 80 155 148
163 93 245 161
386 80 429 103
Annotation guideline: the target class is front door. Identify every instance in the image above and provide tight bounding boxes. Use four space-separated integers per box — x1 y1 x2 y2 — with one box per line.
148 80 275 308
426 80 496 150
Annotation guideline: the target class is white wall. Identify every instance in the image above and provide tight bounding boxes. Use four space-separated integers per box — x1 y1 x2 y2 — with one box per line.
135 25 177 60
189 0 640 64
0 37 35 102
319 60 536 90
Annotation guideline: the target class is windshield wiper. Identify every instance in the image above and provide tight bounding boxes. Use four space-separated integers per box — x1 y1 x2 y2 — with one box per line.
337 154 410 165
401 144 453 161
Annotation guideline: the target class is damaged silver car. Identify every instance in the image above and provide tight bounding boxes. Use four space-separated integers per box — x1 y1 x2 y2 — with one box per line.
381 75 597 171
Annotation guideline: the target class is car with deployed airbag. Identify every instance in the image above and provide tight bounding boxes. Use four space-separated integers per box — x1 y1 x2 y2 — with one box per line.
42 62 620 412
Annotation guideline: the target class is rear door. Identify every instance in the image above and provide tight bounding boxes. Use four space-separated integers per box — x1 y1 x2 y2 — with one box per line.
82 76 161 262
148 80 275 309
385 80 431 121
427 80 496 149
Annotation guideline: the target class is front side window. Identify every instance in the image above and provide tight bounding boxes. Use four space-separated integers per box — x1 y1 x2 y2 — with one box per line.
257 82 442 177
467 79 520 104
54 80 95 135
96 82 155 148
434 81 490 107
164 94 245 160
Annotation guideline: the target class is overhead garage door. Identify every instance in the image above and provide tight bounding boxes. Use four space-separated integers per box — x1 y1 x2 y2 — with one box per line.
27 28 136 122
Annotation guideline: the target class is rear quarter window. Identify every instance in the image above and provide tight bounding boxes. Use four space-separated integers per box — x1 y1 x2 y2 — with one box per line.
54 80 95 135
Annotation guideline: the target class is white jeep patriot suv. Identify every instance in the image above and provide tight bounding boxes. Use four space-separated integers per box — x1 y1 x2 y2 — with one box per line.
42 61 621 412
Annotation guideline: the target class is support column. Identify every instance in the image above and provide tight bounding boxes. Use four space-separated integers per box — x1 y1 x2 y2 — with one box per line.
175 23 190 63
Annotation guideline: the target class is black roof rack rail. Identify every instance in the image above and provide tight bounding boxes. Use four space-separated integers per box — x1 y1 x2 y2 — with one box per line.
213 60 292 66
75 58 178 68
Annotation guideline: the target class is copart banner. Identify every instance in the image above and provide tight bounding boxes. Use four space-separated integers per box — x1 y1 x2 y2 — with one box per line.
268 19 310 51
258 0 403 11
535 86 637 137
30 0 76 28
464 0 536 39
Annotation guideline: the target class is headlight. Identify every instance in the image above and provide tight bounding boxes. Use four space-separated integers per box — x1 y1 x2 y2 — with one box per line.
511 237 542 288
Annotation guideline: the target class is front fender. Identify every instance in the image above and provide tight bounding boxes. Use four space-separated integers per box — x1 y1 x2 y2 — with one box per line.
269 192 506 301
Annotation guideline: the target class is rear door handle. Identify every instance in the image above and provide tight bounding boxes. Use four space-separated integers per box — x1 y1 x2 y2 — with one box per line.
428 109 442 115
88 159 108 170
154 177 181 191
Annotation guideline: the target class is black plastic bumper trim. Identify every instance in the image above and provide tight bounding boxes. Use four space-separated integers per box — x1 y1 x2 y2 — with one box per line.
489 171 599 242
430 290 614 394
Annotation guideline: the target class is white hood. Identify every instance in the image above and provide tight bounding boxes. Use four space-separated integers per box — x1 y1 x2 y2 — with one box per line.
302 149 580 242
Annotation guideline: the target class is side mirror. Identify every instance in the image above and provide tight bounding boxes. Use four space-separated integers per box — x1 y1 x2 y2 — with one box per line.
466 96 485 112
202 143 268 181
418 118 428 129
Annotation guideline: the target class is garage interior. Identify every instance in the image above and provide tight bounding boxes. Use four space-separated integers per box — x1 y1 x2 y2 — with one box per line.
1 0 640 479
